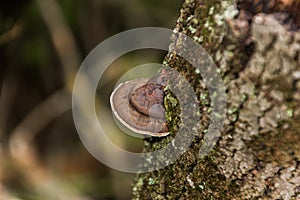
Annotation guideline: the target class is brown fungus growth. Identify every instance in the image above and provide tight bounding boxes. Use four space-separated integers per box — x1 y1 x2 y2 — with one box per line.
110 70 170 137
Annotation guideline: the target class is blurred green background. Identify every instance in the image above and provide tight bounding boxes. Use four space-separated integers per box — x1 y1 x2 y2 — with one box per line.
0 0 182 199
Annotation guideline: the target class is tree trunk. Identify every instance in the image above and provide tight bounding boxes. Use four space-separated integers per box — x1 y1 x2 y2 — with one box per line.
132 0 300 199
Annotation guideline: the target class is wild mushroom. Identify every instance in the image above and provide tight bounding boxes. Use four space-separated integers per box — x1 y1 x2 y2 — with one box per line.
110 70 169 137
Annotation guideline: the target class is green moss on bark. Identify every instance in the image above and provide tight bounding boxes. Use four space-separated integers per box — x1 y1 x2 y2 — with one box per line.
132 0 243 199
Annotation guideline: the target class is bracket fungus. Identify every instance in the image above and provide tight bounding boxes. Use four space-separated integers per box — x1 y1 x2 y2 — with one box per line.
110 70 170 137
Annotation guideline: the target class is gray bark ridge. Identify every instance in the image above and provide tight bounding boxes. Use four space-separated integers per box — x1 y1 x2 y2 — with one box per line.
218 13 300 199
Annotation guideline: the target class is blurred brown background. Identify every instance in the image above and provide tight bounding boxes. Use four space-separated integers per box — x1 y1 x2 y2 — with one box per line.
0 0 181 199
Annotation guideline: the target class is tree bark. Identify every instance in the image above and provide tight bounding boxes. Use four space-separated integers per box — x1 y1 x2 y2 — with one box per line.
132 0 300 199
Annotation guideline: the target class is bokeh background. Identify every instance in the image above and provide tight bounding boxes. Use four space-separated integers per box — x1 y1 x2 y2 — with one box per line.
0 0 182 199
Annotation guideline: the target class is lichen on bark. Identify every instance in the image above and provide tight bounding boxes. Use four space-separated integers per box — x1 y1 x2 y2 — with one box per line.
132 0 300 199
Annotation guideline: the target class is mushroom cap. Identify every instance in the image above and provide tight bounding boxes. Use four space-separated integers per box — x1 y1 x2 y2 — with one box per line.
130 82 165 119
110 78 169 137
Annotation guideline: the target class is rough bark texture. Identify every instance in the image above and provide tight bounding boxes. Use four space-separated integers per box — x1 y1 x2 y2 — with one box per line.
132 0 300 199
